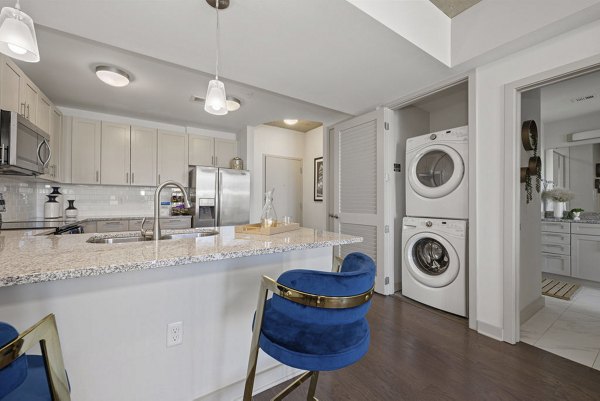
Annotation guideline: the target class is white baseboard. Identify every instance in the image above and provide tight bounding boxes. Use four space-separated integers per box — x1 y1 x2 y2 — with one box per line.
520 296 545 324
476 320 504 341
194 364 302 401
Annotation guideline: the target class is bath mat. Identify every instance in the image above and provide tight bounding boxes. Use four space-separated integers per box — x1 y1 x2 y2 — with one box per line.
542 278 580 300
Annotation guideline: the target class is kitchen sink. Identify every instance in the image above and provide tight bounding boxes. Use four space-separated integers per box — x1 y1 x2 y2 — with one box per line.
87 236 151 244
160 230 219 240
87 230 219 244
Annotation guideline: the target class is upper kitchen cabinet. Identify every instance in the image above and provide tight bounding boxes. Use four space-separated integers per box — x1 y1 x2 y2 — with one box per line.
101 122 131 185
130 126 157 186
36 94 52 133
49 108 63 180
188 135 237 168
188 135 214 166
21 78 38 124
158 130 188 184
0 57 24 113
71 118 101 184
214 139 237 168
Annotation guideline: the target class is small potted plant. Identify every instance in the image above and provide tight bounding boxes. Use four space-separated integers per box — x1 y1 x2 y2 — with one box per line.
542 188 575 218
570 208 584 221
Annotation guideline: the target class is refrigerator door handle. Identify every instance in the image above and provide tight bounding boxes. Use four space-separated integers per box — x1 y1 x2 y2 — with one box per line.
216 169 222 227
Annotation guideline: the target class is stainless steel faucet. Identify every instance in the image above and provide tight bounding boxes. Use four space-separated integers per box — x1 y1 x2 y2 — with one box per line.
153 181 191 240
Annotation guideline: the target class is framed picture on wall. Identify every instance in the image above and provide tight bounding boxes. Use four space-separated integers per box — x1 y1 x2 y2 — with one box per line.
314 157 324 202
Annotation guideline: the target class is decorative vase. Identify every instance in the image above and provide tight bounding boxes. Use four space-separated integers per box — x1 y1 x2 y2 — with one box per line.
553 202 565 219
260 188 277 228
44 195 61 219
65 200 78 219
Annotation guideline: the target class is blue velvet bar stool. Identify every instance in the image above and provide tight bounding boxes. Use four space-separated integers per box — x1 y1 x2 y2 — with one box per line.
0 314 71 401
243 252 376 401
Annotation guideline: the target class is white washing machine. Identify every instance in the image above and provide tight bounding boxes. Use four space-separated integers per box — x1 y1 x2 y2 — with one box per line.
406 126 468 219
402 217 467 317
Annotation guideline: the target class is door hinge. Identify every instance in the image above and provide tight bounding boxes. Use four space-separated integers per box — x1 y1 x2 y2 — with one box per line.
384 225 389 233
384 122 389 130
385 277 390 285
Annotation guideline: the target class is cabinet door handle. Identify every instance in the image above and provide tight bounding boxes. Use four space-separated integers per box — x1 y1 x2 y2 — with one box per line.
96 171 99 182
215 156 218 166
132 172 135 184
158 174 161 183
20 103 25 116
26 104 30 119
211 155 214 166
126 172 129 184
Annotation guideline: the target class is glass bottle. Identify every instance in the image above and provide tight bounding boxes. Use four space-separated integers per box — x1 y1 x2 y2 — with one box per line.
261 188 277 228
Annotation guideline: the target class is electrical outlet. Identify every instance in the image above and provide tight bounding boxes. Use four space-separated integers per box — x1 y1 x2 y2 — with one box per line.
167 321 183 347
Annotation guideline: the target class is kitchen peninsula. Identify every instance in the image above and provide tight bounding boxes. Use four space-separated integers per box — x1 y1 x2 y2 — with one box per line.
0 227 360 401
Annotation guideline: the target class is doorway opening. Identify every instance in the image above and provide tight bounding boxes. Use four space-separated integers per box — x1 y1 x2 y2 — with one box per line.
505 56 600 371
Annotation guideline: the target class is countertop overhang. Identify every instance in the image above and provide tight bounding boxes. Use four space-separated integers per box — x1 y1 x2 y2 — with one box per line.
0 227 361 288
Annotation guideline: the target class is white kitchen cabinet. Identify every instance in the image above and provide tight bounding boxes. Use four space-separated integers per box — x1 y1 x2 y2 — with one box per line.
101 122 131 185
21 79 38 124
131 126 157 186
188 135 214 166
188 135 237 168
50 108 63 181
71 118 101 184
36 94 52 133
158 130 188 184
214 138 237 168
0 57 24 114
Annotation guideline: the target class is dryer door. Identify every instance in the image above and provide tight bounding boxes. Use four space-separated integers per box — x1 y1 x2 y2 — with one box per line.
408 144 464 199
405 232 460 288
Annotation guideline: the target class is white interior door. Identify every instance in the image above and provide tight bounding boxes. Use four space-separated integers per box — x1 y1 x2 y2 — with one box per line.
264 156 302 224
332 109 391 294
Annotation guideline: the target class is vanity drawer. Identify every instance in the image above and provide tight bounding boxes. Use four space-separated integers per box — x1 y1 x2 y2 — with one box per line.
541 243 570 255
571 223 600 236
541 221 570 233
572 234 600 282
541 253 571 276
96 220 129 233
541 232 570 245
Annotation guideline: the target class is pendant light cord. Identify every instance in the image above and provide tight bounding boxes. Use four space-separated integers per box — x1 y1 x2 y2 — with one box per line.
215 0 220 80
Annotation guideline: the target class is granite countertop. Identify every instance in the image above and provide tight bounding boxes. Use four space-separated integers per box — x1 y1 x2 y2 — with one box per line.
0 227 361 288
542 217 600 224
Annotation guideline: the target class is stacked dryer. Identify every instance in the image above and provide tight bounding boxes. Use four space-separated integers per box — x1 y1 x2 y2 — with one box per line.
402 126 469 317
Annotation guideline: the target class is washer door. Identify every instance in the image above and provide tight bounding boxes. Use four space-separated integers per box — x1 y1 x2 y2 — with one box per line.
405 232 460 288
408 145 464 199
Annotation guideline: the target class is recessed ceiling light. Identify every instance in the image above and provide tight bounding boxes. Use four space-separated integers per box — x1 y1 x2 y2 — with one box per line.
95 65 130 87
226 96 241 112
284 119 298 125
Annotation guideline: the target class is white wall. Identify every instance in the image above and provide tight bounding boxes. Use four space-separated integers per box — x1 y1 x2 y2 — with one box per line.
474 18 600 339
302 127 326 230
519 89 543 322
569 145 597 211
249 125 305 224
544 111 600 149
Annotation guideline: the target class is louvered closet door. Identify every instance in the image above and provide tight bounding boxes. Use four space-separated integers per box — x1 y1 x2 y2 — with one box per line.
332 109 386 294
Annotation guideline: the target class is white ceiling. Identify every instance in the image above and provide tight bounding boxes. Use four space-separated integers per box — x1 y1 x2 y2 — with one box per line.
6 0 600 134
9 0 455 124
541 70 600 123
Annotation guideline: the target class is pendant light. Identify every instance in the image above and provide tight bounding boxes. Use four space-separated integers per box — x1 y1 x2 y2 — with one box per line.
204 0 228 116
0 0 39 62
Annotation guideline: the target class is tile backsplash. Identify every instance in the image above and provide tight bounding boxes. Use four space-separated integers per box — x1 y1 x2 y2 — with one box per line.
0 177 175 221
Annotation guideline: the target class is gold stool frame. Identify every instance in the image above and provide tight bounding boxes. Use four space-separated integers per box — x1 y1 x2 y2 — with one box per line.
0 314 71 401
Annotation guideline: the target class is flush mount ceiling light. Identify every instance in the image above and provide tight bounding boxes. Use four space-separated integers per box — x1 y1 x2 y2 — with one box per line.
204 0 230 116
284 119 299 125
0 0 39 62
95 65 130 87
226 96 241 112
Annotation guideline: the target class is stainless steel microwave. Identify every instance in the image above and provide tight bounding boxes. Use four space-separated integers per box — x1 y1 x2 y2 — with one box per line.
0 110 51 176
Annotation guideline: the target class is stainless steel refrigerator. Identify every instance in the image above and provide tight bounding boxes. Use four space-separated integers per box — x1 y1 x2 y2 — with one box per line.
189 166 251 227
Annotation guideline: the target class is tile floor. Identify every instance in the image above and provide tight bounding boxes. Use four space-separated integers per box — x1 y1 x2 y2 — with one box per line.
521 285 600 369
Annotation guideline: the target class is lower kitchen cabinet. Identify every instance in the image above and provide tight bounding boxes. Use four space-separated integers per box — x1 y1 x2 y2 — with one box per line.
572 233 600 282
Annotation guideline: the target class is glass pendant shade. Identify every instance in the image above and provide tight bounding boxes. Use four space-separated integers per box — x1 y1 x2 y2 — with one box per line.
0 6 39 62
204 79 228 115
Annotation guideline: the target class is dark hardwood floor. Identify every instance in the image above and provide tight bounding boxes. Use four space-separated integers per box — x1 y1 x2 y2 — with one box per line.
254 294 600 401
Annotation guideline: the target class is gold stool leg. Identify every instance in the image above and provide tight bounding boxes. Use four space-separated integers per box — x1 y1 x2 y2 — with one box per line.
306 371 319 401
